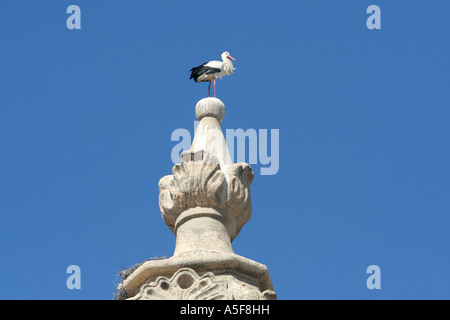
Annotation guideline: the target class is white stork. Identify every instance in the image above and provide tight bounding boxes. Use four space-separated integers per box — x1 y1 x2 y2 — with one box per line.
189 51 236 97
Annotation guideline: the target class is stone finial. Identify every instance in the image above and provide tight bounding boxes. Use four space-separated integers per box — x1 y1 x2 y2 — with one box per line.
158 98 254 257
191 98 232 170
195 97 225 123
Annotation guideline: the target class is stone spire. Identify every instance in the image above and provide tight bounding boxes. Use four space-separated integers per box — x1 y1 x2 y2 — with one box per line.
119 97 276 300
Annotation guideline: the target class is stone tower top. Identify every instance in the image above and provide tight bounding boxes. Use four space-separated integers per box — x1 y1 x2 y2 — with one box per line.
119 97 276 300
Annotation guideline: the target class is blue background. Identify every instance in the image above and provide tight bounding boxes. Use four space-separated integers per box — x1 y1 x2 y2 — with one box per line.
0 0 449 299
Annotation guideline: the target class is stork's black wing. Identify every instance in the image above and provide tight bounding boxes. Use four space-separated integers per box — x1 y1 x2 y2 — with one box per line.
190 62 221 82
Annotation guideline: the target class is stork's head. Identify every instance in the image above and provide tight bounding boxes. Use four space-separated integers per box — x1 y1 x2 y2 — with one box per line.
222 51 236 61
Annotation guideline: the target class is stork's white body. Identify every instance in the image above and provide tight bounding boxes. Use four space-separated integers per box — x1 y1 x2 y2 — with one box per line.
195 59 235 82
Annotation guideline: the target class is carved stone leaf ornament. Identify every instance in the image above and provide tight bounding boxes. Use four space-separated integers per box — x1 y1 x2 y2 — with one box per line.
130 268 230 300
158 150 253 239
130 268 276 300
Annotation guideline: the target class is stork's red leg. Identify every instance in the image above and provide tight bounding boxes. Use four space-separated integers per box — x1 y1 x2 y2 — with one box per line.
213 79 216 97
208 81 211 97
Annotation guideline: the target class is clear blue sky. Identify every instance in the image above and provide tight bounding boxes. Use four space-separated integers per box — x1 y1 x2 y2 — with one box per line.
1 0 449 300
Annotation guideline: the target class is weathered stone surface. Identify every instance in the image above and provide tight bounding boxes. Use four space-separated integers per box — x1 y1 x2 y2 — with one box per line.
129 267 276 300
130 268 231 300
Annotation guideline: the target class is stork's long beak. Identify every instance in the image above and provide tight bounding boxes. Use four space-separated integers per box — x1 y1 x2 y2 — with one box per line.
227 55 236 61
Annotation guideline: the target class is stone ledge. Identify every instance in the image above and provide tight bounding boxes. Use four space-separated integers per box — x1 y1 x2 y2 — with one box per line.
122 253 274 299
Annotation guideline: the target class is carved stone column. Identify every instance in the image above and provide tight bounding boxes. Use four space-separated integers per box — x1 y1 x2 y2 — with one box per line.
120 98 276 300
